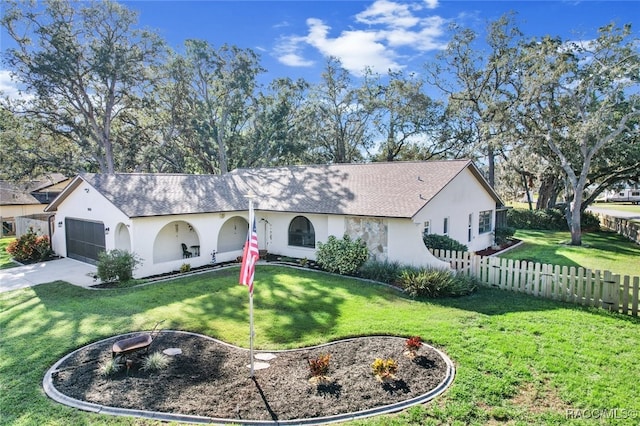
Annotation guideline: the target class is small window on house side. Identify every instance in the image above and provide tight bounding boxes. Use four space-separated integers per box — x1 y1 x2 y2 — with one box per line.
478 210 492 234
424 220 431 235
288 216 315 248
468 213 473 242
443 217 449 236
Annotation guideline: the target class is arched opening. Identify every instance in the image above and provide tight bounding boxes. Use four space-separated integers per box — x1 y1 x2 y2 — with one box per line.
217 216 249 254
114 223 131 252
288 216 315 248
152 220 200 264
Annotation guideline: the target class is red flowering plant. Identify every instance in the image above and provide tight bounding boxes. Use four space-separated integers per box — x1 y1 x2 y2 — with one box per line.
404 336 423 357
6 228 52 262
308 353 332 385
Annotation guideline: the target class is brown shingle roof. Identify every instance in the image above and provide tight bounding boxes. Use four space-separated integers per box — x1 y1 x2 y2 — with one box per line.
46 160 500 219
231 160 480 217
0 181 41 206
77 173 251 217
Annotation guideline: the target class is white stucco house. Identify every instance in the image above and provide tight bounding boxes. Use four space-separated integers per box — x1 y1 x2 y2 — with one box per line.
44 160 504 278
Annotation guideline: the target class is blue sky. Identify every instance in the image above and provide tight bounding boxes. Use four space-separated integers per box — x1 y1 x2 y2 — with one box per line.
121 0 637 82
1 0 637 94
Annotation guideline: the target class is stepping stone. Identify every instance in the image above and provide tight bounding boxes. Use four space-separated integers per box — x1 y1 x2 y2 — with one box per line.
247 361 270 370
255 353 277 361
163 348 182 356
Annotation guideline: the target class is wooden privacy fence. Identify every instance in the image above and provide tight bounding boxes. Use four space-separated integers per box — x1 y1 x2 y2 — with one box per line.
430 249 640 317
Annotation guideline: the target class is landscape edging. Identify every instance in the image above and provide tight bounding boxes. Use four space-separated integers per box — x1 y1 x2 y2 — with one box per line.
43 331 455 425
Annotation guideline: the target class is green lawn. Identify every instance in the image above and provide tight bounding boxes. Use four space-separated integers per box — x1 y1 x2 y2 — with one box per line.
499 230 640 277
508 202 640 215
0 237 20 269
1 265 639 425
591 202 640 214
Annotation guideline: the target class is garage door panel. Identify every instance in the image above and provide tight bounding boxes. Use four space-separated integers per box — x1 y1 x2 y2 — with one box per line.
65 218 105 264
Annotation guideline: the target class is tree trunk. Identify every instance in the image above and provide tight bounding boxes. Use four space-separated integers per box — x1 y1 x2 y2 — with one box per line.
521 171 533 210
569 203 582 246
104 137 115 174
487 144 495 187
216 113 229 174
537 174 559 209
565 179 585 246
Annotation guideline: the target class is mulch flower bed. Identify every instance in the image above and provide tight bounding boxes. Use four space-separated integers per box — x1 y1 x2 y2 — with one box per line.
474 239 521 257
50 331 451 423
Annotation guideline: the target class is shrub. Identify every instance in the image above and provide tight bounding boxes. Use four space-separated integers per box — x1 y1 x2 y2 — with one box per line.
6 228 52 262
96 249 142 283
359 259 402 284
399 267 478 298
581 211 601 232
507 208 565 230
180 263 191 273
423 234 467 253
494 226 516 246
99 358 122 377
507 208 600 232
308 354 331 377
371 358 398 380
141 352 170 372
316 235 369 275
405 336 423 352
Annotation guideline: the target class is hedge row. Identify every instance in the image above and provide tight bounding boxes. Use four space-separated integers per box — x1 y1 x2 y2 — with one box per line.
507 208 600 231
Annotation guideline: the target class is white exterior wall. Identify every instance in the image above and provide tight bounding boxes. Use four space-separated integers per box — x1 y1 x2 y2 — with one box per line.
51 169 498 278
50 180 131 258
254 212 328 260
0 203 45 219
413 168 496 252
128 213 234 277
386 218 449 268
258 212 448 269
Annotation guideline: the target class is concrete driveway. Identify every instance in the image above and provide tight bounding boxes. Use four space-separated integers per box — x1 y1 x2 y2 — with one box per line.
0 258 97 293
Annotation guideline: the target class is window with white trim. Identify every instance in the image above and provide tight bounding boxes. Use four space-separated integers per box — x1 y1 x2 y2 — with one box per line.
478 210 492 234
443 217 449 236
468 213 473 242
424 220 431 235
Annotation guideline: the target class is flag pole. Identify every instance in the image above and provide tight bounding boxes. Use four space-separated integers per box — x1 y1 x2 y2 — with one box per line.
240 194 258 377
248 197 255 377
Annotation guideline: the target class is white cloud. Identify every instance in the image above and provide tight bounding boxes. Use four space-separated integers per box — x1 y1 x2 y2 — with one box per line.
274 35 315 67
279 52 315 67
424 0 439 10
382 16 447 49
355 0 420 28
273 20 291 29
305 18 402 76
0 70 22 99
273 0 447 76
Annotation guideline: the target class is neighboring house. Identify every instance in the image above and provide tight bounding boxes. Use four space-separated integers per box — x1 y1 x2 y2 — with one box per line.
30 173 72 204
45 160 504 278
1 181 44 236
0 174 70 236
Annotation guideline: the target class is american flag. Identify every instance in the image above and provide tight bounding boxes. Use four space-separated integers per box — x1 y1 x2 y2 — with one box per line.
239 218 259 294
